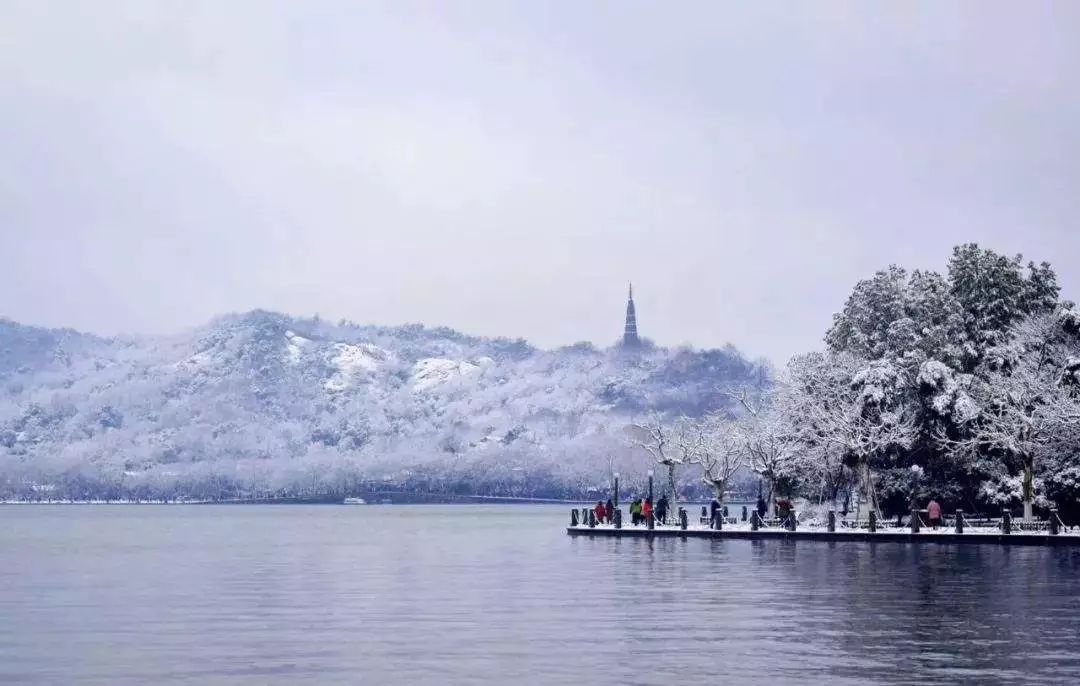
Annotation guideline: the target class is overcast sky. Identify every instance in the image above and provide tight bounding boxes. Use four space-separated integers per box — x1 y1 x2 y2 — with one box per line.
3 2 1078 362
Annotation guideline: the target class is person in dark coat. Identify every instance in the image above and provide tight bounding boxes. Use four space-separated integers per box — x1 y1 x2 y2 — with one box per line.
655 495 669 525
605 498 615 524
709 498 721 521
776 498 793 523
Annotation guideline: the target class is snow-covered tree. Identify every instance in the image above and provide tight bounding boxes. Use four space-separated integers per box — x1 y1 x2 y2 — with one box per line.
728 387 800 517
630 413 683 510
948 243 1060 369
826 266 966 370
673 413 744 503
786 353 917 517
945 310 1080 520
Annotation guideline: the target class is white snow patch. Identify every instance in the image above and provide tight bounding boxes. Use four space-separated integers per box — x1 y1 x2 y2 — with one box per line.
411 358 480 391
325 342 390 391
284 331 310 365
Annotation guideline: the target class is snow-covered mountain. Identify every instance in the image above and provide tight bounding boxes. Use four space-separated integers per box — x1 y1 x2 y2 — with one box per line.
0 311 765 501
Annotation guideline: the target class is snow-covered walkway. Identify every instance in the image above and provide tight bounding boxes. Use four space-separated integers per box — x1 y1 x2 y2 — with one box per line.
568 520 1080 545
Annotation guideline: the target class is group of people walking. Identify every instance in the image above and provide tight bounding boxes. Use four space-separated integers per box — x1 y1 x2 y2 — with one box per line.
593 495 672 526
592 489 952 531
592 499 616 524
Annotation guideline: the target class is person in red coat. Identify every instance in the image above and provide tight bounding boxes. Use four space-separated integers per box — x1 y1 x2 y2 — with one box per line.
927 499 942 529
641 498 654 524
594 500 607 524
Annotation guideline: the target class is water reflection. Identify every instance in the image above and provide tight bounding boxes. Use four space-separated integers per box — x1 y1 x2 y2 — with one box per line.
1 505 1078 684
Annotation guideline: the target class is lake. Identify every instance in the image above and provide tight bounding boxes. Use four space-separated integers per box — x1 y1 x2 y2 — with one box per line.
2 504 1079 684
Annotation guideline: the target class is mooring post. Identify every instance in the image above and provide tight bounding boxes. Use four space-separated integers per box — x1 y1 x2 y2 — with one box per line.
868 511 877 533
614 508 622 530
715 511 724 531
1002 508 1011 535
828 510 836 532
571 509 579 527
581 507 588 524
751 511 760 531
679 508 688 530
742 505 748 522
910 508 920 534
647 511 655 530
786 512 796 531
589 510 597 528
1050 508 1060 536
700 506 707 523
955 510 964 534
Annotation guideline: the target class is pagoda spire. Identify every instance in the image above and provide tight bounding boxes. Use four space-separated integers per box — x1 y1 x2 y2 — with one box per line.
623 282 640 348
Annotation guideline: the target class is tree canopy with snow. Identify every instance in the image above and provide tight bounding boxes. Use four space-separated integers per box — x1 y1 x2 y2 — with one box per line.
762 243 1080 522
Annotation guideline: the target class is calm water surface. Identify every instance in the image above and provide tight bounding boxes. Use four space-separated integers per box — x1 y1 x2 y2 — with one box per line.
2 504 1080 685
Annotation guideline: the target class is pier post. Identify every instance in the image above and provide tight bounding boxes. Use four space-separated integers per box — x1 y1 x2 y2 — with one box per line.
955 510 964 534
1002 509 1011 535
613 472 620 509
647 512 655 530
828 510 836 532
1050 508 1060 536
742 505 748 522
910 508 919 534
679 508 688 530
647 470 654 503
701 506 707 523
786 512 796 531
751 512 760 531
868 511 877 533
588 510 597 528
581 507 588 524
571 509 579 527
714 510 723 530
614 508 622 529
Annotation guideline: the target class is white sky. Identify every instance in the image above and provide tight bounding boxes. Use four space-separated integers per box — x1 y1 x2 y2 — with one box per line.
3 1 1078 363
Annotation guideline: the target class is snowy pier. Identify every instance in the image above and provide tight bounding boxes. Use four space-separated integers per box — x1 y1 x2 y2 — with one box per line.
567 507 1080 546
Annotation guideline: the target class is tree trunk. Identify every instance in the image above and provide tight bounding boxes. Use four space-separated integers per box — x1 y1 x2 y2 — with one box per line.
862 461 877 514
709 479 727 504
1022 455 1034 522
667 463 678 517
766 479 775 518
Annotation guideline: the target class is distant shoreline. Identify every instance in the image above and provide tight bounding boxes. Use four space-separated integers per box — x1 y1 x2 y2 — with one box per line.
1 496 747 506
0 496 587 506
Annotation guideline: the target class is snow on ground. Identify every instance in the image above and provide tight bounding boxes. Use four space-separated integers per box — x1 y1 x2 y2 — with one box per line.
411 358 480 391
325 342 391 391
284 331 310 364
570 521 1078 536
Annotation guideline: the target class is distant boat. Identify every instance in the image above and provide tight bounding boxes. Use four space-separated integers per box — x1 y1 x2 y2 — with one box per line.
343 497 367 505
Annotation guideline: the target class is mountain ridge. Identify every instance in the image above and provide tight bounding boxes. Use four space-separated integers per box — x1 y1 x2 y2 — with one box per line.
0 310 765 501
